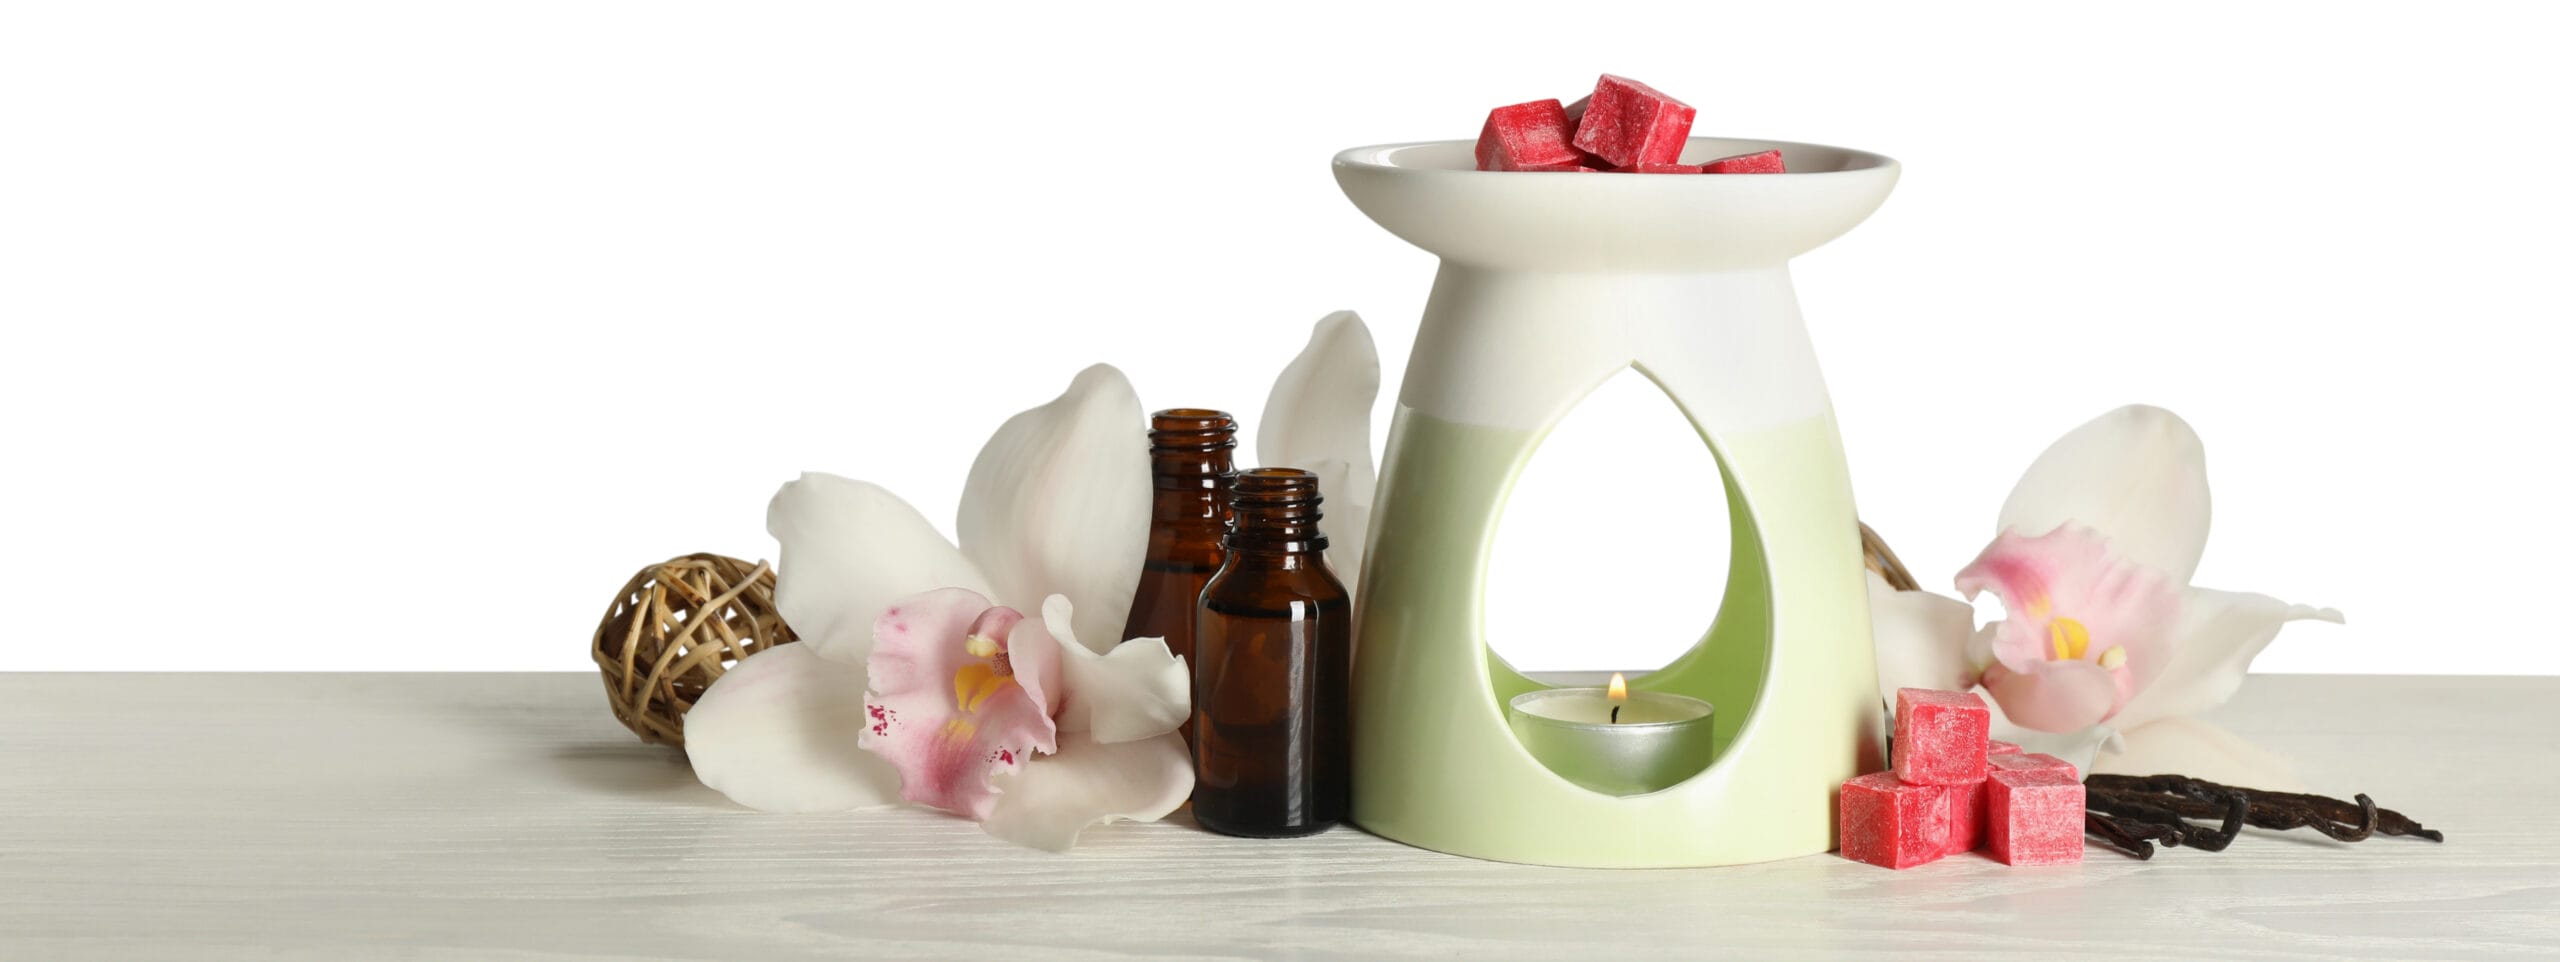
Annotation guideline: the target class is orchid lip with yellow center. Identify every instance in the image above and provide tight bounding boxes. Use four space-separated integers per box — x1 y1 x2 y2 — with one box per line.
2046 613 2129 672
953 662 1013 714
854 588 1061 820
2048 615 2090 661
1954 524 2182 732
952 608 1024 715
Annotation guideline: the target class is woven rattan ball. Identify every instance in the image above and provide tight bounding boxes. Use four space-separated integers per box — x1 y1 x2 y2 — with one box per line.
592 553 797 746
1860 522 1921 593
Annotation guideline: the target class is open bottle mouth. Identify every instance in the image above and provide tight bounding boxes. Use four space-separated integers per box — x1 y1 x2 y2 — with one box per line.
1146 408 1237 452
1225 467 1327 553
1145 409 1237 493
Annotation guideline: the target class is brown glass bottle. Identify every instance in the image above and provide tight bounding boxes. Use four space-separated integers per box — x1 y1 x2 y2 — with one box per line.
1119 410 1237 672
1191 468 1351 838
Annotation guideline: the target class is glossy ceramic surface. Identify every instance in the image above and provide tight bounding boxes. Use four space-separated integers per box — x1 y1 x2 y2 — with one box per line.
1337 138 1896 866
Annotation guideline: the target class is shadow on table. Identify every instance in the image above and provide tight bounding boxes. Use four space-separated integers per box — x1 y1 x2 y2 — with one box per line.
368 674 737 810
547 741 737 810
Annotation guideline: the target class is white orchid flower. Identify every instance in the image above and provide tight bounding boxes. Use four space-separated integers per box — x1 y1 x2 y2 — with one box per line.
682 313 1380 850
1871 405 2342 789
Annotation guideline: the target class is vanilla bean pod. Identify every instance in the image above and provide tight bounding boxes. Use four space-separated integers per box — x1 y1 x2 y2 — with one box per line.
2183 785 2249 852
2333 794 2379 842
2086 774 2440 843
2103 787 2381 842
2230 787 2429 841
2084 812 2157 860
2083 775 2249 851
2087 807 2201 860
2083 794 2198 847
2086 789 2244 851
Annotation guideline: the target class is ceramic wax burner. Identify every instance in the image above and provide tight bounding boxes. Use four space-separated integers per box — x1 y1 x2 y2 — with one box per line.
1334 138 1898 868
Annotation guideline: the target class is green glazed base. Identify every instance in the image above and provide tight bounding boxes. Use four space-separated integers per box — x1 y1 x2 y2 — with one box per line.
1349 406 1886 868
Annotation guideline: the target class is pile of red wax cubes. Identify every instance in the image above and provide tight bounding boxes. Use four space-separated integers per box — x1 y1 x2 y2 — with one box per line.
1839 688 2087 868
1473 74 1785 175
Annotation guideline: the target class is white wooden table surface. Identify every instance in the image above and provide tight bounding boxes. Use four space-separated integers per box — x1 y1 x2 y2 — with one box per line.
1 673 2550 960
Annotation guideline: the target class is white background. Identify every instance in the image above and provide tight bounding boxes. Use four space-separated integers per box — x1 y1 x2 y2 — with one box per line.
3 2 2553 673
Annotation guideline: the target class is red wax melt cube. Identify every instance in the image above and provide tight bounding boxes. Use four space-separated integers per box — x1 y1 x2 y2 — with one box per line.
1475 99 1580 172
1839 772 1951 869
1569 74 1695 168
1988 768 2086 865
1701 149 1786 174
1615 163 1704 174
1989 752 2079 778
1988 739 2023 756
1553 97 1643 169
1557 99 1616 169
1894 688 1990 786
1943 778 1986 856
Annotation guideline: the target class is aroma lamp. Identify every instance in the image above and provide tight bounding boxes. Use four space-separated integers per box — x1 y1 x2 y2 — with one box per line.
1335 136 1900 867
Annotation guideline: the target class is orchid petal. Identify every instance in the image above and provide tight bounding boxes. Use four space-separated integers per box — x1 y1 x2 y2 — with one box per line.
979 731 1193 852
767 473 992 663
2108 587 2344 734
684 643 901 812
1035 595 1190 743
861 588 1058 820
1257 311 1380 595
1998 405 2212 585
2091 717 2306 792
1980 658 2120 733
957 364 1150 652
1866 572 1984 697
1296 455 1370 595
1955 525 2181 719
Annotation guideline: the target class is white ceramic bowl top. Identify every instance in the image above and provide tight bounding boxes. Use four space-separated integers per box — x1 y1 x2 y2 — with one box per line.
1333 137 1900 272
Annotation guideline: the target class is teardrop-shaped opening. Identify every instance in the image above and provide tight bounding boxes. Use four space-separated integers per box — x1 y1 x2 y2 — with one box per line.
1485 366 1778 797
1485 370 1731 678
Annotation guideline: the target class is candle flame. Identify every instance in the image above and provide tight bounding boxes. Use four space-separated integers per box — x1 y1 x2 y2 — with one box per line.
1608 672 1628 703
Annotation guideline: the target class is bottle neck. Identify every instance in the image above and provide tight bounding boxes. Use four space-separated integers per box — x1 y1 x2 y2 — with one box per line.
1225 468 1327 559
1151 448 1236 493
1219 550 1321 572
1144 409 1237 527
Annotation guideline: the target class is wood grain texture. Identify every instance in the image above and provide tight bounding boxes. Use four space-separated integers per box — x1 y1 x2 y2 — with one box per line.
0 673 2550 960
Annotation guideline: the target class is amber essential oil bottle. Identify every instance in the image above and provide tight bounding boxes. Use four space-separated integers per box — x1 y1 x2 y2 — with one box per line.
1120 410 1236 671
1191 467 1351 837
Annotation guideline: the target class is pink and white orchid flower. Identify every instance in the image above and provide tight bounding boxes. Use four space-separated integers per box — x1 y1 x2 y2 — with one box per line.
681 313 1380 851
863 588 1194 847
1872 405 2342 788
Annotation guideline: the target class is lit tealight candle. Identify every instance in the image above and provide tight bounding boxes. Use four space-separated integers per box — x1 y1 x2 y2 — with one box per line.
1506 673 1716 796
